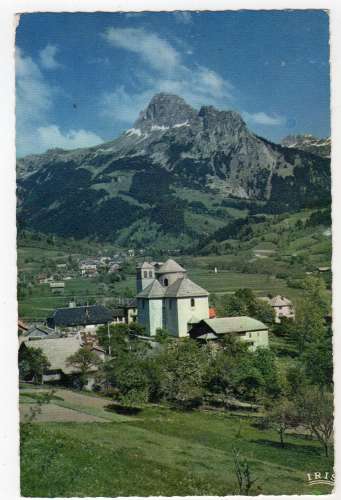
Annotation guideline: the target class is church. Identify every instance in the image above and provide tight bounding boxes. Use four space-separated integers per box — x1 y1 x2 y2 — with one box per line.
136 259 209 337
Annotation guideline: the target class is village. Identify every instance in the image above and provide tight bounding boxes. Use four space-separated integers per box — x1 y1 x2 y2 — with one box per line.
18 258 296 390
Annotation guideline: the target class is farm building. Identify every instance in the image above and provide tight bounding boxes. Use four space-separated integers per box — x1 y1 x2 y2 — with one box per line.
260 295 295 323
47 304 114 332
20 335 102 388
189 316 269 351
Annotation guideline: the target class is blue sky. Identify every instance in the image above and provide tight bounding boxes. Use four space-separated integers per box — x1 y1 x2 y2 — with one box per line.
16 10 330 157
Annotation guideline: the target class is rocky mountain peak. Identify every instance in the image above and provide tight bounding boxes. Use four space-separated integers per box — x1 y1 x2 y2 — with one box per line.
198 105 246 136
134 93 198 131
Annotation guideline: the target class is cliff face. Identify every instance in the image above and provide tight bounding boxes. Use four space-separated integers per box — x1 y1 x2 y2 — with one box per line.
17 93 330 245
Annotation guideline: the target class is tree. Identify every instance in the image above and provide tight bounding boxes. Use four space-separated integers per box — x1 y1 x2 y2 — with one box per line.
232 448 258 495
297 387 334 457
158 340 209 409
291 276 330 355
128 322 145 336
66 347 101 389
155 327 170 344
218 289 274 324
19 346 50 384
96 323 129 355
303 325 333 388
266 397 300 447
253 348 282 399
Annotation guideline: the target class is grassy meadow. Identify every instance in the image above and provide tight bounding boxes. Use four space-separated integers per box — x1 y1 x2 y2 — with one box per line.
20 388 333 497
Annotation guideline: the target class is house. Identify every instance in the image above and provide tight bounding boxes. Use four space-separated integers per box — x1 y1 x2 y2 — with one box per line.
189 316 269 351
20 336 102 388
111 307 126 324
122 299 138 324
79 260 98 276
136 259 209 337
47 304 114 332
21 324 62 342
260 295 295 323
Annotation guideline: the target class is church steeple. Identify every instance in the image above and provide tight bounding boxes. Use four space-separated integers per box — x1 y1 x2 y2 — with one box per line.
156 259 186 287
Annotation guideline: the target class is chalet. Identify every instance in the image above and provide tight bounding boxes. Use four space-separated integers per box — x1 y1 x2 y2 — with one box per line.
260 295 295 323
47 304 114 332
20 336 102 388
189 316 269 351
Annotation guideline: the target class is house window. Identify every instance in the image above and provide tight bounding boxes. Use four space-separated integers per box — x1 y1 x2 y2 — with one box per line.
191 298 195 308
149 271 153 278
169 300 172 309
164 278 169 286
143 271 148 278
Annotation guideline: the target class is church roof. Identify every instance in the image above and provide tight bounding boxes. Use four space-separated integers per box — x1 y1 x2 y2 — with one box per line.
164 277 208 298
136 261 155 269
156 259 186 274
136 279 165 299
199 316 267 335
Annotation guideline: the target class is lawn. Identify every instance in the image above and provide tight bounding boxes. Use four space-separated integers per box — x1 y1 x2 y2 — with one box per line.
20 390 333 497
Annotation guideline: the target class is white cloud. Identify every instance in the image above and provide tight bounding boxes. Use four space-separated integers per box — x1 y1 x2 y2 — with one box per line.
101 27 234 124
36 125 103 150
103 27 179 72
39 44 62 70
16 48 103 157
243 111 285 126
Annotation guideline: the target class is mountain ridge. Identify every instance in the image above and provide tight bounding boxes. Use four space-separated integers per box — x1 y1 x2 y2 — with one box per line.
17 93 330 248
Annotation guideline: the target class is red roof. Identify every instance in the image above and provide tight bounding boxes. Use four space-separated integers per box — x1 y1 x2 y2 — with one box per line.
209 307 217 319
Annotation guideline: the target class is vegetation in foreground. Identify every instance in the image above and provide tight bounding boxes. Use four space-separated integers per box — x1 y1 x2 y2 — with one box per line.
20 403 333 497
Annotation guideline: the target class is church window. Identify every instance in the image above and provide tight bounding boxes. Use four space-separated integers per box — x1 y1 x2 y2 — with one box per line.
191 298 195 308
143 271 148 278
164 278 169 286
149 271 153 278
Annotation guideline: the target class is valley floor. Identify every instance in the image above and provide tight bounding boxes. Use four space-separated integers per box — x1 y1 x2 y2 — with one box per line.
20 386 333 497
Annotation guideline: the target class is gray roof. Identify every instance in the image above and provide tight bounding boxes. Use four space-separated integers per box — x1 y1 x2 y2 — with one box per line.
47 305 113 328
137 277 208 299
156 259 186 274
23 336 88 375
260 295 293 307
136 279 165 299
137 261 155 269
164 277 208 298
200 316 268 335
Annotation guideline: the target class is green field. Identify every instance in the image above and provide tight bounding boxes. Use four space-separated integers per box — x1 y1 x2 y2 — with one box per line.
20 387 333 497
18 267 307 320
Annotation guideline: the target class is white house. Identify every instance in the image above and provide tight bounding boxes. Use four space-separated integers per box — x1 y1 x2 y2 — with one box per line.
260 295 295 323
136 259 209 337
